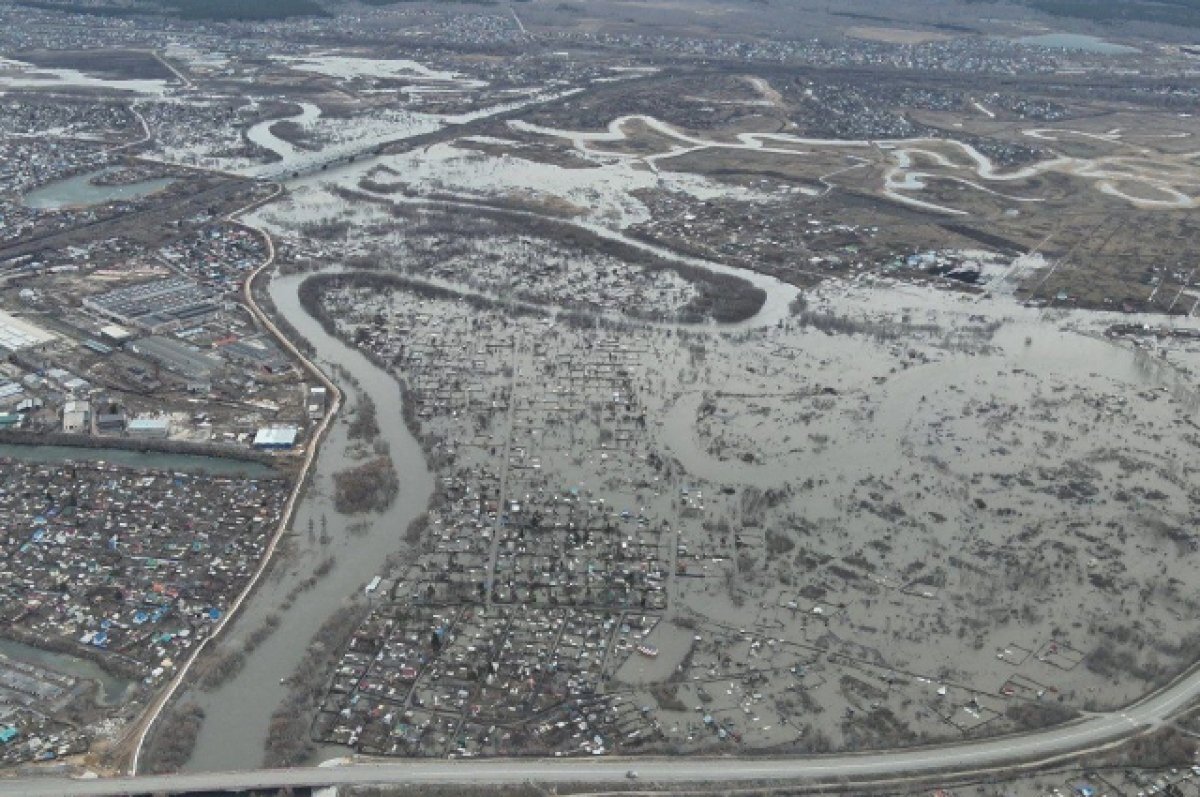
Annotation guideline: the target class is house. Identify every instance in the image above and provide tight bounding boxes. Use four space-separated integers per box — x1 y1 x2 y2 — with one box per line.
307 386 328 419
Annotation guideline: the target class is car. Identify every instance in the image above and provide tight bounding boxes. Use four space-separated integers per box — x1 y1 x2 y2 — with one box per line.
626 770 639 780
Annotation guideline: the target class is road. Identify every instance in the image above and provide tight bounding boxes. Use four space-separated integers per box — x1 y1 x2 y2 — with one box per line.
6 657 1200 795
122 187 345 775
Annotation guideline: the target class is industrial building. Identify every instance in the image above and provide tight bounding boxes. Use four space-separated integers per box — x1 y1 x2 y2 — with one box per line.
253 425 298 450
127 335 222 381
95 411 126 434
0 310 56 354
99 324 133 344
82 277 221 333
0 381 23 405
219 335 290 372
127 417 171 438
61 400 90 434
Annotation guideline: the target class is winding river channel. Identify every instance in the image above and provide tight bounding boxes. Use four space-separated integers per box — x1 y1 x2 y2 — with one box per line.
183 271 434 771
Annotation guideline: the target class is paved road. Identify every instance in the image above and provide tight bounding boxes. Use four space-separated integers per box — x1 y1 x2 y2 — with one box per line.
4 662 1198 796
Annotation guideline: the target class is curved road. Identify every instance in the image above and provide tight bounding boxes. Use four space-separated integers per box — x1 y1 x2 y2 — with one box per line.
122 186 346 775
5 659 1199 794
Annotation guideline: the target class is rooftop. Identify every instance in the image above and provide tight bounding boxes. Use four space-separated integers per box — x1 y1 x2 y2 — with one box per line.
0 310 55 352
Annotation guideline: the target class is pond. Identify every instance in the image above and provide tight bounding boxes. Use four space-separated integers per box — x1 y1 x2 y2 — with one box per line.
23 167 177 210
1015 33 1139 54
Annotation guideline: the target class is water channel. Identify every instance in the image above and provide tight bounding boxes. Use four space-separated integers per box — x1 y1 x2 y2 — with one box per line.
183 270 434 771
0 638 133 707
245 102 322 163
0 443 275 478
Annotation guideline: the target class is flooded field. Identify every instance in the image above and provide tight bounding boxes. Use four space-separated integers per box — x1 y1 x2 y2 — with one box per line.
3 8 1200 784
39 41 1187 770
1013 33 1140 54
228 99 1200 757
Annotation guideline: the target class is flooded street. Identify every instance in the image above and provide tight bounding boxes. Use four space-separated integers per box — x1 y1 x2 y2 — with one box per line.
183 271 434 772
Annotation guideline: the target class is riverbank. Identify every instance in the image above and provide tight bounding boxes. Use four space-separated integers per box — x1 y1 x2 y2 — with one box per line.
176 268 434 773
128 189 338 775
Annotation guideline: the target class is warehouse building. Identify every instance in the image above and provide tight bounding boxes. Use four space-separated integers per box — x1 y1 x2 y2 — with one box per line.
128 335 222 381
62 400 90 434
82 278 221 333
128 417 170 438
0 310 56 354
253 425 298 450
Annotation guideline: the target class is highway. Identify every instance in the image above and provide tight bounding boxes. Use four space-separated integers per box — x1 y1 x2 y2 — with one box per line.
4 658 1199 795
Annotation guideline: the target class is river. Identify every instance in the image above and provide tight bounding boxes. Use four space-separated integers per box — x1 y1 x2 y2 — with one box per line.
182 270 434 772
245 102 322 163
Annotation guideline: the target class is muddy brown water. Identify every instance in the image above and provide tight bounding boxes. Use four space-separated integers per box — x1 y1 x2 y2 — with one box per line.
182 271 434 772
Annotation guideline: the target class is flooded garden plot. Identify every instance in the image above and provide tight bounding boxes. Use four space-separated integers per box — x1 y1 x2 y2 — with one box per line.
300 267 1200 757
284 207 715 323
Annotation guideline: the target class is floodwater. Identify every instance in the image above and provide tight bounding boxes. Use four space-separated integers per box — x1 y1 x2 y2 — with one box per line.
658 309 1157 492
183 270 434 772
0 638 133 706
1015 33 1139 54
377 193 801 329
0 443 275 478
22 167 176 210
507 113 1199 214
241 88 581 181
0 57 169 96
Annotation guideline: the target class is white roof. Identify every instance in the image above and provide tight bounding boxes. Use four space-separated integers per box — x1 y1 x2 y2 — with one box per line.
129 417 170 431
254 426 298 446
0 310 55 351
100 324 133 341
